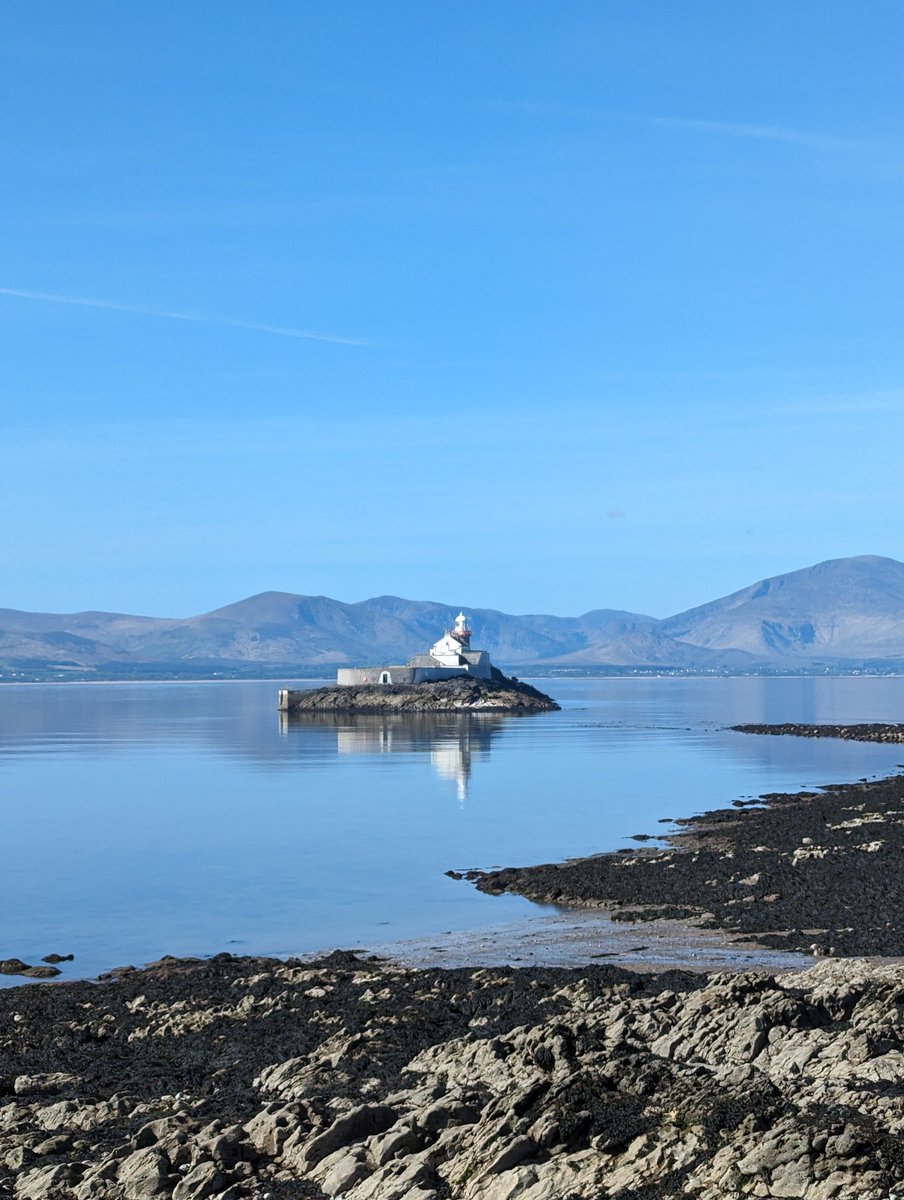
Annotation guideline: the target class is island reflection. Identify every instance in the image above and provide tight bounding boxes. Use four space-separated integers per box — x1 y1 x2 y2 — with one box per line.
279 710 516 800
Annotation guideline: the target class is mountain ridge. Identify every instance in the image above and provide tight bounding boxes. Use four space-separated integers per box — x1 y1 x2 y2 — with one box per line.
3 555 904 678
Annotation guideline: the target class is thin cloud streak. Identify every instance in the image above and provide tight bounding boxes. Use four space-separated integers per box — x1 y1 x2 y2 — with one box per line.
495 100 859 152
0 287 369 346
644 113 853 151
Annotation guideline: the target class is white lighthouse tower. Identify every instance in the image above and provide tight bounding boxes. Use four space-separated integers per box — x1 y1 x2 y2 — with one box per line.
429 612 473 667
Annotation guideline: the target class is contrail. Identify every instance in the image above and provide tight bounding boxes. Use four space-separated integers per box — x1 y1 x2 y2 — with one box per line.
0 286 368 346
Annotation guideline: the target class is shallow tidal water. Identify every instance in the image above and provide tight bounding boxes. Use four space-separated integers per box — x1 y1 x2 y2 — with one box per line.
2 675 904 984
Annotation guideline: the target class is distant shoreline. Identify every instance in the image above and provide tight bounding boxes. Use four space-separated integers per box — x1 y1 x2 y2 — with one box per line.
0 676 333 688
4 670 904 686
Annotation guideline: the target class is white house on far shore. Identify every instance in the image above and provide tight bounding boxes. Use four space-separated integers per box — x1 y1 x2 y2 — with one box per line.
337 612 495 686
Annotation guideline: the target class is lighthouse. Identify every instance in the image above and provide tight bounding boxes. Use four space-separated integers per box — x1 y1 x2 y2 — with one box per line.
429 612 475 667
334 610 494 685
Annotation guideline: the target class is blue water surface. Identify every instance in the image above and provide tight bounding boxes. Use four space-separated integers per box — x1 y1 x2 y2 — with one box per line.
1 676 903 982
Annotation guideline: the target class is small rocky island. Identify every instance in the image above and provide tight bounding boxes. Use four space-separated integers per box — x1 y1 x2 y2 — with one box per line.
281 673 558 713
280 612 559 712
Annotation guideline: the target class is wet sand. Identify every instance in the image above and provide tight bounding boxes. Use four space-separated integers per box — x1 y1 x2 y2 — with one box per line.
368 908 813 973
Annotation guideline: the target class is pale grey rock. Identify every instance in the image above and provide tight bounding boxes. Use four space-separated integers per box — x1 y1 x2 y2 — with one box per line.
116 1148 171 1198
299 1104 397 1169
32 1099 78 1132
344 1148 441 1200
133 1115 188 1150
13 1073 80 1098
770 1156 817 1198
31 1095 130 1135
415 1097 480 1134
254 1056 308 1097
32 1132 74 1157
242 1104 298 1158
15 1163 77 1199
202 1126 248 1169
737 1127 810 1175
4 1144 36 1171
172 1160 227 1200
71 1154 121 1199
481 1135 537 1176
311 1146 370 1196
366 1121 426 1166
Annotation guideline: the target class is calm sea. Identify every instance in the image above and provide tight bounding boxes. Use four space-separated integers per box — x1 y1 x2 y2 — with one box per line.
2 676 903 983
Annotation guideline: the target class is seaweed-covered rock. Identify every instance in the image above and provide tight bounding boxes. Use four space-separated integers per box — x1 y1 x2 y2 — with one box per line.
2 953 904 1199
733 722 904 742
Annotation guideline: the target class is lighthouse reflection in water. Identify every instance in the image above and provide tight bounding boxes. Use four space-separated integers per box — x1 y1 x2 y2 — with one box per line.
335 714 506 802
288 713 510 802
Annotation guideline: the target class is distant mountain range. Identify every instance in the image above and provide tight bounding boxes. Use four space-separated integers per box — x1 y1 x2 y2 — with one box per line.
4 556 904 679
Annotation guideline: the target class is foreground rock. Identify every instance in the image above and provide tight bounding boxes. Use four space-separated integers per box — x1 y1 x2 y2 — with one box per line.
282 675 559 713
3 952 904 1199
475 771 904 957
0 960 61 979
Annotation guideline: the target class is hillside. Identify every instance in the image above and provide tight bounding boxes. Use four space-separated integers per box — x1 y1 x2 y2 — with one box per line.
2 556 904 678
662 555 904 663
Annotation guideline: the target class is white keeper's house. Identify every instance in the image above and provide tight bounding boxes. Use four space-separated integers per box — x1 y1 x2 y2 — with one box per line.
337 612 495 686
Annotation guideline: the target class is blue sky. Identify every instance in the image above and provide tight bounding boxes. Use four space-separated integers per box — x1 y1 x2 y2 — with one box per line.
4 2 904 618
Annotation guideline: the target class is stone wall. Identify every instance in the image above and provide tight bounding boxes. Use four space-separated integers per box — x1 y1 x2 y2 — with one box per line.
336 667 416 686
335 666 472 686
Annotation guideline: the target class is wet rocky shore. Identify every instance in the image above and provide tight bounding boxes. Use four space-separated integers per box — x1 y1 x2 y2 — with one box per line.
475 765 904 958
281 676 559 713
4 951 904 1200
733 722 904 743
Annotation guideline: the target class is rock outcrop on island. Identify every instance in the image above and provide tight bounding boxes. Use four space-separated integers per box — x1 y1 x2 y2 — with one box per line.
281 675 560 713
2 952 904 1200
